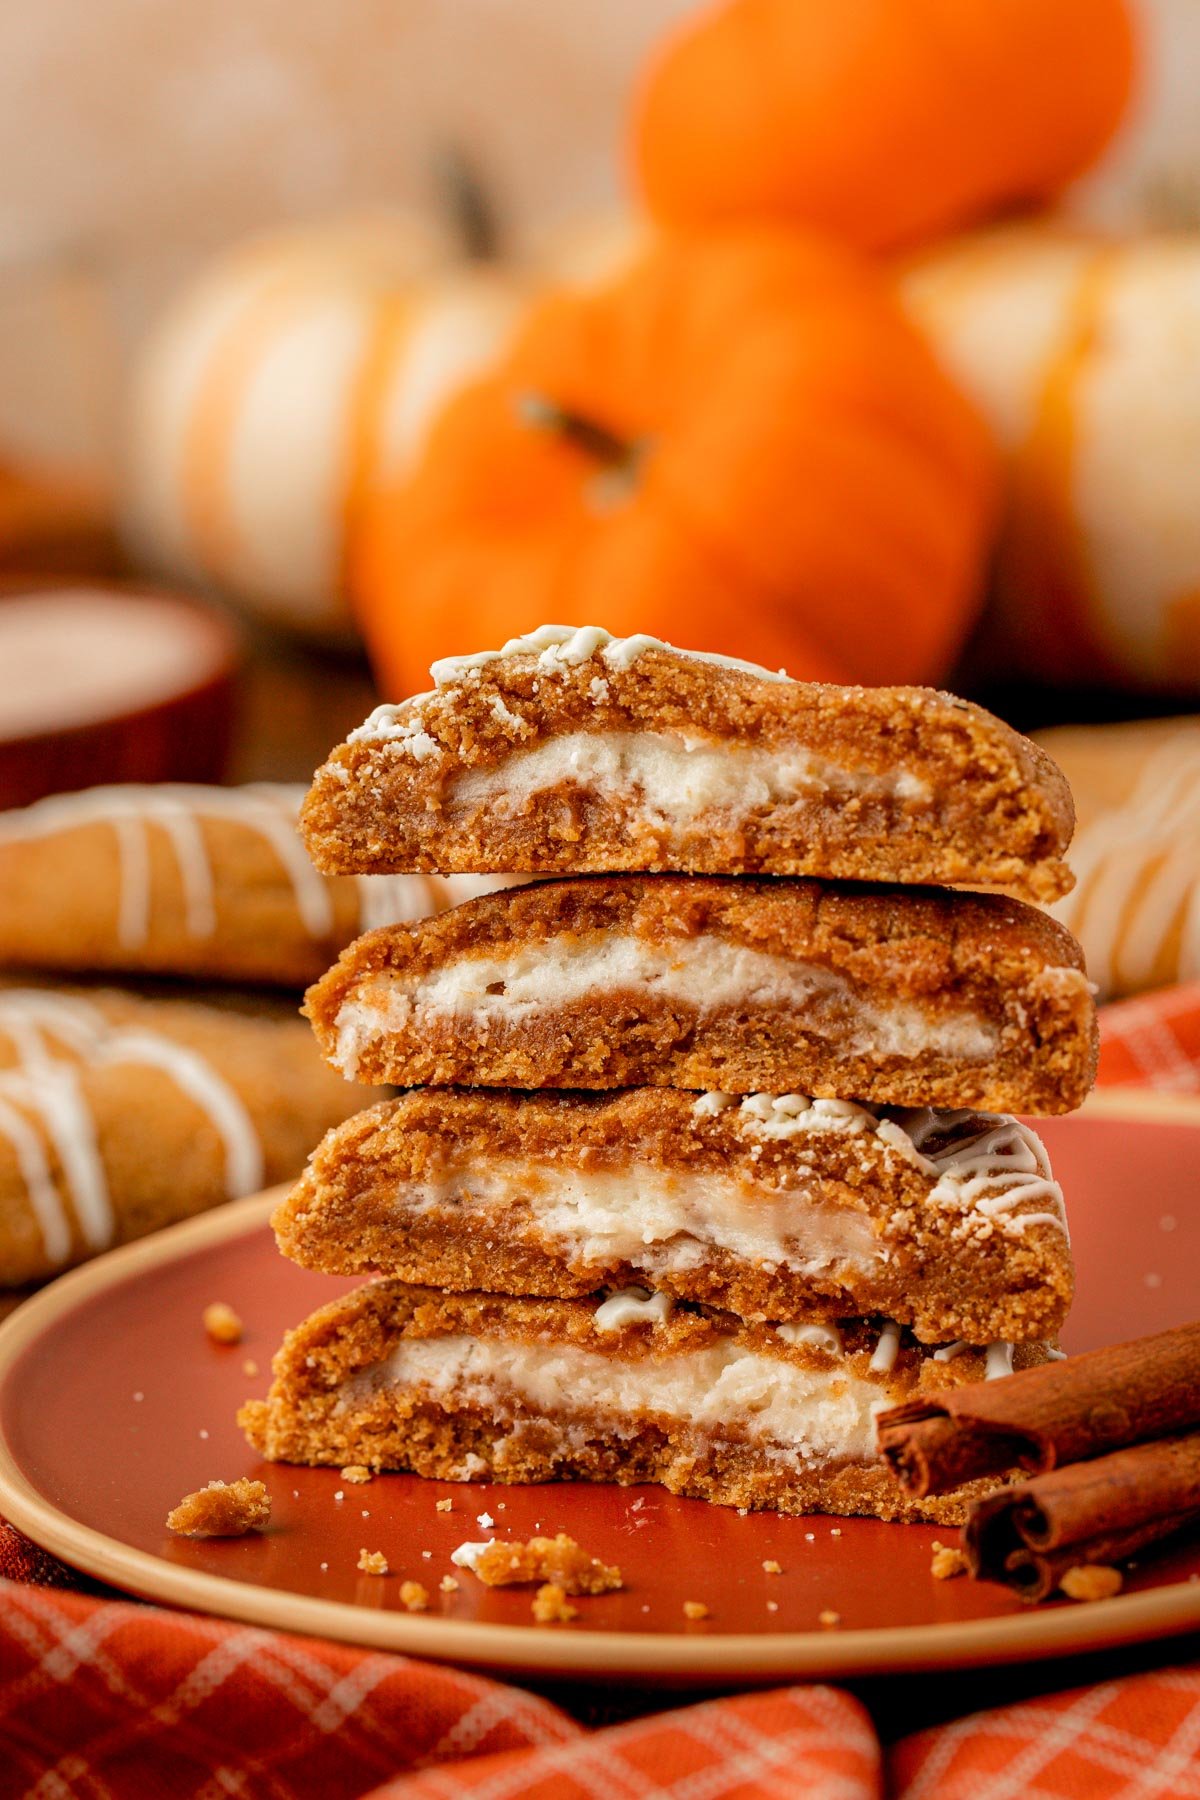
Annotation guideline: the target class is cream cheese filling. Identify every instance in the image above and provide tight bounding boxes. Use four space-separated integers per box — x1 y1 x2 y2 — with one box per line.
448 730 929 827
333 934 999 1072
343 1333 886 1463
402 1161 885 1275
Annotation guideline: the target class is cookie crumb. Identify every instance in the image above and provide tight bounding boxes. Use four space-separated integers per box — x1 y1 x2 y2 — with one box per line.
167 1478 269 1538
931 1541 968 1581
762 1559 782 1575
357 1549 389 1576
532 1583 577 1624
683 1600 709 1621
818 1609 842 1629
1060 1564 1123 1602
435 1498 453 1512
340 1465 373 1485
477 1511 495 1529
439 1575 459 1594
453 1532 622 1595
400 1580 429 1612
202 1302 243 1345
241 1359 259 1377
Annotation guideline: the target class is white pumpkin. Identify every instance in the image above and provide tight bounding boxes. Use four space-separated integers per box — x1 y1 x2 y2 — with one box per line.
531 208 651 287
901 222 1200 690
122 213 526 640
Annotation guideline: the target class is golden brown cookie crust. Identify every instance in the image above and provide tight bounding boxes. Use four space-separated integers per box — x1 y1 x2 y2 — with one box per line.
301 642 1073 901
304 876 1097 1113
0 985 370 1285
240 1281 1053 1524
276 1088 1073 1342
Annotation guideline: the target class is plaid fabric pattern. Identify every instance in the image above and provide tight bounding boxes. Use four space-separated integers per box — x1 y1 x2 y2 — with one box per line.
381 1687 879 1800
0 1578 575 1800
3 984 1200 1798
889 1667 1200 1800
1097 983 1200 1093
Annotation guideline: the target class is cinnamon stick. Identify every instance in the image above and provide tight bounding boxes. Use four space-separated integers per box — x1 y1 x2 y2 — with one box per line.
963 1433 1200 1602
875 1322 1200 1497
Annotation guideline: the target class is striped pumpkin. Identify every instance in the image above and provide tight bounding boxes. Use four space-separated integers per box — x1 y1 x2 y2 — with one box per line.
122 214 526 639
900 222 1200 691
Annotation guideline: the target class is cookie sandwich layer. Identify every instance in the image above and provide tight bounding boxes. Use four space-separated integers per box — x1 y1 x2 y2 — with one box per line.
302 626 1073 902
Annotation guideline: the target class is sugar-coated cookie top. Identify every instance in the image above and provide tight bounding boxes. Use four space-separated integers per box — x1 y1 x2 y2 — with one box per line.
350 624 792 747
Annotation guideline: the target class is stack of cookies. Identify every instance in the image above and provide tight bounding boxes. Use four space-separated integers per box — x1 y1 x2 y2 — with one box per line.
243 626 1097 1524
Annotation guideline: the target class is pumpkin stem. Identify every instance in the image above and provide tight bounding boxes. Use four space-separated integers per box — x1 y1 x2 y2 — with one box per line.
517 393 635 468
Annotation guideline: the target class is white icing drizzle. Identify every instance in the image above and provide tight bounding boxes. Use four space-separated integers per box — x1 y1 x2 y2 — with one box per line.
349 623 793 751
1053 730 1200 999
0 783 341 947
99 1031 262 1196
0 991 264 1267
869 1320 902 1374
985 1341 1015 1381
691 1091 737 1118
694 1092 1067 1242
897 1109 1068 1242
593 1286 674 1331
432 623 793 689
932 1341 968 1363
776 1322 843 1355
112 813 152 947
0 1092 69 1264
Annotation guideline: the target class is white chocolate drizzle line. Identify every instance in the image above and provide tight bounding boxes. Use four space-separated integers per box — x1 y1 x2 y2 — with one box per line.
0 784 333 947
432 625 794 690
1052 730 1200 998
587 1288 1021 1382
349 623 792 751
593 1287 674 1331
776 1322 843 1355
869 1320 902 1374
0 782 464 947
693 1092 1068 1242
0 991 264 1267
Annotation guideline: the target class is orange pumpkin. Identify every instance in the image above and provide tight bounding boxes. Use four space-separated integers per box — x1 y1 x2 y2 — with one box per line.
634 0 1135 253
353 229 998 698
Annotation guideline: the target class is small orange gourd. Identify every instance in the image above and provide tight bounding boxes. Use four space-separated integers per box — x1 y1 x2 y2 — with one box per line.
634 0 1135 253
353 229 998 699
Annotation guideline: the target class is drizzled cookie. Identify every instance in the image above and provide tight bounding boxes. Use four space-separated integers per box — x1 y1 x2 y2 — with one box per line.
240 1281 1056 1524
276 1087 1073 1344
0 986 367 1284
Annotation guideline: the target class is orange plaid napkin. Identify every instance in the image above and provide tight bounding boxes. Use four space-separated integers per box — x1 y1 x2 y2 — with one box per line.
3 983 1200 1800
1098 983 1200 1093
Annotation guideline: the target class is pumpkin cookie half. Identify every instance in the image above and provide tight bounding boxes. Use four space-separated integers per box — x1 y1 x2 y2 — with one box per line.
301 626 1073 902
304 875 1097 1112
239 1281 1056 1523
276 1088 1073 1344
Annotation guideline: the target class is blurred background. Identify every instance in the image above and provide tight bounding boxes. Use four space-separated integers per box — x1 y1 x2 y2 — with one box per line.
4 0 1200 1296
4 0 1200 770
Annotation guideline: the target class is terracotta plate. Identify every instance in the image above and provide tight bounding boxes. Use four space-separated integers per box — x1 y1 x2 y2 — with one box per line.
1 1090 1198 1684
